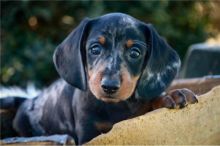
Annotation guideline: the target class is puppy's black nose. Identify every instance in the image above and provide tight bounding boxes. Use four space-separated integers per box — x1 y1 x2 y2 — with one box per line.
101 78 120 94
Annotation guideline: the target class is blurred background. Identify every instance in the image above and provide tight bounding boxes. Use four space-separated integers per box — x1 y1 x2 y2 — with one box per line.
1 0 220 88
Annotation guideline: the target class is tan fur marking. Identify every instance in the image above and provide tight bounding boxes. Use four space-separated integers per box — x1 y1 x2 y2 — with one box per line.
88 63 140 102
88 62 106 100
98 36 105 45
117 66 139 100
126 39 134 48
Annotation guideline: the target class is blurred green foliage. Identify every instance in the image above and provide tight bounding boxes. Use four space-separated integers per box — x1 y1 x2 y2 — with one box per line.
0 1 217 87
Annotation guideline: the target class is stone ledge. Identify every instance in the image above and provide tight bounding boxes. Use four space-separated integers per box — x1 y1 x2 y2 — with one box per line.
87 85 220 145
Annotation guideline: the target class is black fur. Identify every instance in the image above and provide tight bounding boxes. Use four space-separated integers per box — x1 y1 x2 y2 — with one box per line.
53 18 90 90
136 23 180 100
2 13 180 144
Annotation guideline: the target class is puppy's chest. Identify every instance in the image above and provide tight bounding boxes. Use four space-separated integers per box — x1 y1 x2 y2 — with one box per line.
93 101 140 122
89 103 135 134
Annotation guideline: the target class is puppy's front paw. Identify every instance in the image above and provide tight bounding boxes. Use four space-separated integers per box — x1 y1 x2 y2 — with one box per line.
167 88 198 109
152 88 198 110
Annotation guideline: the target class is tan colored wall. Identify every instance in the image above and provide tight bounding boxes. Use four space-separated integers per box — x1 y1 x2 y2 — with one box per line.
87 86 220 145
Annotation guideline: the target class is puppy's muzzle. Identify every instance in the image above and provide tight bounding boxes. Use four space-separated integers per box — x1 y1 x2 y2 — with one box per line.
101 76 120 95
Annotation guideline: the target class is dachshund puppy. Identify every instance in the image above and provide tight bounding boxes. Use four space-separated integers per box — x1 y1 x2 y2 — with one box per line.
4 13 197 144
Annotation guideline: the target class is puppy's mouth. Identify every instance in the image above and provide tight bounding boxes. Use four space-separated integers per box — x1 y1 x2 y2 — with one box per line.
98 91 119 102
99 95 121 103
91 86 131 103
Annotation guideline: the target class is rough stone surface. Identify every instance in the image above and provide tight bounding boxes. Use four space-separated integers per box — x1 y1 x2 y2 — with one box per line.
87 86 220 145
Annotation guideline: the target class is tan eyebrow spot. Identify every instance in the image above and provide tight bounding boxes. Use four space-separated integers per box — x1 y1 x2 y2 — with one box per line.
126 39 134 48
98 36 105 45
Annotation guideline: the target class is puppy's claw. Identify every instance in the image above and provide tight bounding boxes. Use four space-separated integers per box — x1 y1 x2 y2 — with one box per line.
152 88 197 110
168 88 198 109
163 95 176 109
180 88 198 104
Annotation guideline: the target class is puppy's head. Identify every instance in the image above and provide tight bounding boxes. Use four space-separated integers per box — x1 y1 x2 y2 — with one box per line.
53 13 180 102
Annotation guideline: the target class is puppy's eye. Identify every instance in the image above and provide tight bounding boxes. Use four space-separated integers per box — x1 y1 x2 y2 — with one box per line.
129 47 141 59
90 46 102 55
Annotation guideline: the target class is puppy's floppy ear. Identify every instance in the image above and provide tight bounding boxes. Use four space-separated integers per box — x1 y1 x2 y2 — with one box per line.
53 18 91 90
136 24 181 101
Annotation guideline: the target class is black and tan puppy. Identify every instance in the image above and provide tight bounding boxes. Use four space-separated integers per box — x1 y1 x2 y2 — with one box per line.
2 13 197 144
